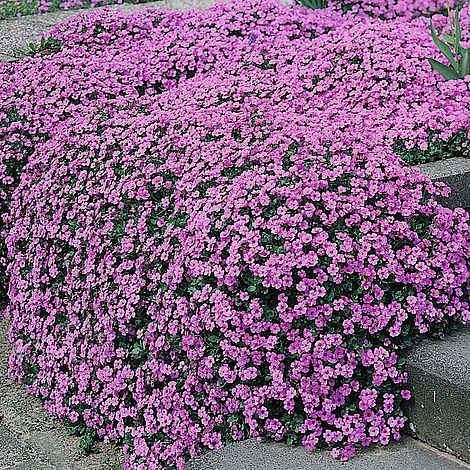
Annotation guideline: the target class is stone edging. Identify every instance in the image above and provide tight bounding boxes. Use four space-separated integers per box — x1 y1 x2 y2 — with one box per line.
418 157 470 209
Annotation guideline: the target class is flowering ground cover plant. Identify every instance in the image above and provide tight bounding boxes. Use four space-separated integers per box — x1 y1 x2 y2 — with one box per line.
0 0 461 18
1 0 470 469
0 0 154 18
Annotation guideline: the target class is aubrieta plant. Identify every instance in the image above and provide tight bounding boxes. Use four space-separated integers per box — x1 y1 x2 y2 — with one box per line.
429 6 470 79
0 0 462 17
0 0 153 18
0 1 469 469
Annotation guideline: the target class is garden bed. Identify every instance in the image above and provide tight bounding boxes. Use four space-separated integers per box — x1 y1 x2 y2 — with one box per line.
0 0 158 19
0 1 469 469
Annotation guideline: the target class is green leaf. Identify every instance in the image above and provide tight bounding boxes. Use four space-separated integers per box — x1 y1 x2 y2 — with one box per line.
298 0 327 9
454 7 461 53
208 335 219 343
442 33 455 45
428 58 461 80
430 21 459 71
461 48 470 77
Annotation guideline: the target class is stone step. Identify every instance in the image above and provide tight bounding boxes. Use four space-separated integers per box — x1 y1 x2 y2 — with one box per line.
419 157 470 209
186 437 470 470
408 159 470 462
405 327 470 464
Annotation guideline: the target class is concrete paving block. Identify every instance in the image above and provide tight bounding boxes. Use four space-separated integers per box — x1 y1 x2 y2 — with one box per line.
186 437 470 470
0 423 56 469
0 19 50 58
405 327 470 464
418 157 470 209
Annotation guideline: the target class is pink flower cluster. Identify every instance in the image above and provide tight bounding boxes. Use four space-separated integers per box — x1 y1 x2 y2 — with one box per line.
1 1 469 469
336 0 460 19
1 0 460 17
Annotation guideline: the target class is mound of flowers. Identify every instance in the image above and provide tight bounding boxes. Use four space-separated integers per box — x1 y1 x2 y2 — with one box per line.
1 0 470 469
0 0 461 18
2 0 469 296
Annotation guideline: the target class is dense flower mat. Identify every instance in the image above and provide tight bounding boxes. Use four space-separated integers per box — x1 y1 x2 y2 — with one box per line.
0 0 148 18
0 0 456 17
1 0 470 469
0 0 462 19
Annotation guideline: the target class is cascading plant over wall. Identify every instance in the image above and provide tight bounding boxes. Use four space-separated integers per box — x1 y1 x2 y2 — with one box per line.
0 1 469 469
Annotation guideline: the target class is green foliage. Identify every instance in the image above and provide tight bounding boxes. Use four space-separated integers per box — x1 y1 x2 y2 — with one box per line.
78 428 98 455
13 37 62 59
428 7 470 80
64 419 99 455
100 464 124 470
23 363 40 386
394 128 470 165
0 0 38 18
296 0 328 10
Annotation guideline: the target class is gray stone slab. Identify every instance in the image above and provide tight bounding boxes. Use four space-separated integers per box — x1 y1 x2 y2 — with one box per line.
186 437 470 470
405 327 470 463
418 157 470 209
0 20 51 60
0 422 64 469
406 327 470 389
